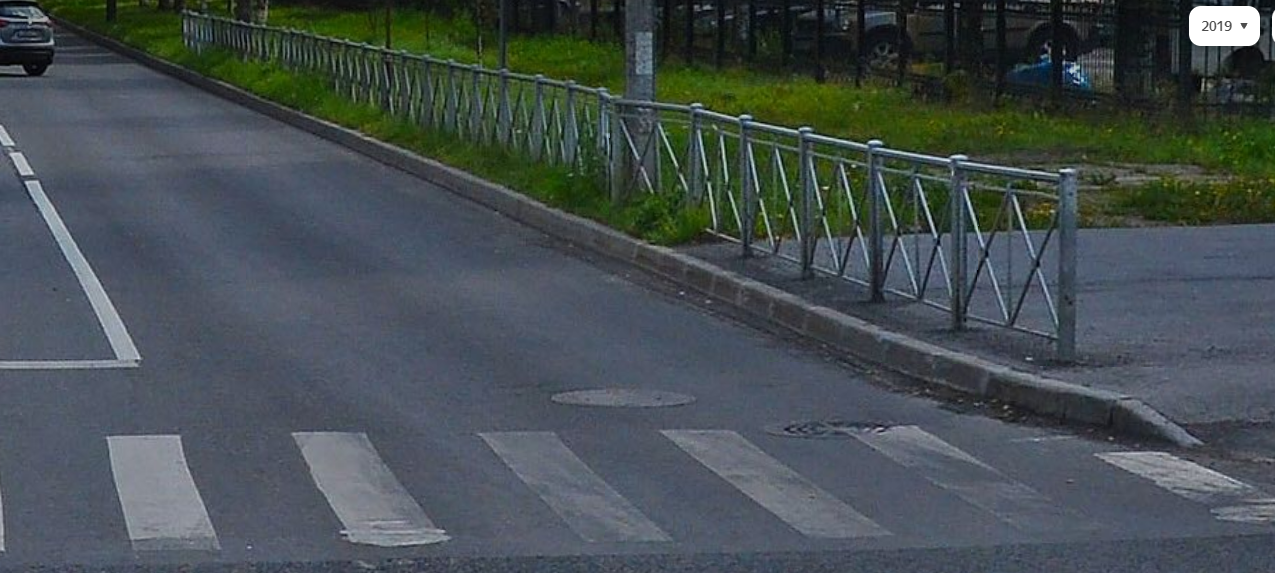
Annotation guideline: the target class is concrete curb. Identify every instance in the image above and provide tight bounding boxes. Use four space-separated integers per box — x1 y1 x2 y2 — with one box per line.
57 17 1203 448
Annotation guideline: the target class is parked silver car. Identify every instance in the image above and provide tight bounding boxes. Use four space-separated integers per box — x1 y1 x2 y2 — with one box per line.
0 0 53 76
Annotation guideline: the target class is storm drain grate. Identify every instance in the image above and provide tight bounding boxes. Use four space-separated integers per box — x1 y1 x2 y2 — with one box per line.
765 420 894 439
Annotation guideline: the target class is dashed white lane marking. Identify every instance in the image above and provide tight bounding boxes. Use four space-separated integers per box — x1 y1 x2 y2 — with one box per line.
0 126 14 148
481 431 670 543
1098 451 1275 524
856 426 1079 532
24 180 141 364
8 152 34 178
293 432 449 547
662 430 890 539
107 435 220 551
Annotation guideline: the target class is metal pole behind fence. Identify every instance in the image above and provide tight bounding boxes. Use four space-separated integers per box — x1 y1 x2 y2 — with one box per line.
855 0 865 84
662 0 672 58
623 0 656 201
591 0 598 38
995 0 1007 98
1057 169 1078 362
747 0 757 61
1176 0 1194 119
896 2 908 85
715 0 725 68
781 0 792 66
500 0 509 69
1050 0 1064 99
814 0 825 82
684 0 694 63
943 0 955 74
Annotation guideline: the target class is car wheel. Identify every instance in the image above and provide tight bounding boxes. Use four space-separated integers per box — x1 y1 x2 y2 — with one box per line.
22 64 48 77
1226 47 1266 79
1025 27 1079 63
861 29 903 71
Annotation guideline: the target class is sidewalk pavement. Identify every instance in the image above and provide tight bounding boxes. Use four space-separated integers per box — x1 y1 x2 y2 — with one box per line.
683 223 1275 441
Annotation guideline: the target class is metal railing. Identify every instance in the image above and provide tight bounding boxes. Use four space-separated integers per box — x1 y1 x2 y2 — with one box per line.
182 11 1079 360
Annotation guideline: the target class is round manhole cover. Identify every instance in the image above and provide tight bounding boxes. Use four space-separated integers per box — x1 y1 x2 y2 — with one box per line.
551 389 697 408
765 420 893 439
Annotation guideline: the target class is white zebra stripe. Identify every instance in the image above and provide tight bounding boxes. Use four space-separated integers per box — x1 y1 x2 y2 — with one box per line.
294 432 449 547
855 426 1078 532
107 435 219 551
663 430 889 539
481 432 670 543
1098 451 1275 524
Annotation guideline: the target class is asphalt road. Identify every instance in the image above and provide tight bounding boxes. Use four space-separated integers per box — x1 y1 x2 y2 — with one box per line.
0 33 1270 572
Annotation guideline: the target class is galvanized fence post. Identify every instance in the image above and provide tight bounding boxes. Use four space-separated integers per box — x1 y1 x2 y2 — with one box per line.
445 61 459 133
598 88 614 187
380 50 393 112
739 115 756 258
421 58 435 128
497 70 512 146
949 155 969 330
798 126 816 279
471 64 483 140
687 103 705 204
1057 168 1079 362
607 95 626 203
532 75 547 161
867 139 886 302
564 82 580 166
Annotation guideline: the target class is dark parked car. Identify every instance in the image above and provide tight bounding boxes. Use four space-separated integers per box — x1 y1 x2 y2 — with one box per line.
0 0 53 76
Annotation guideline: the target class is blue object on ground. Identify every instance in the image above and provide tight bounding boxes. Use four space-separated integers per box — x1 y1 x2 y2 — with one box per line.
1006 58 1093 91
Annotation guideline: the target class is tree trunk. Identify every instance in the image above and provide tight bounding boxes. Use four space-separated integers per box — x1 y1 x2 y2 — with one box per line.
251 0 268 24
233 0 251 21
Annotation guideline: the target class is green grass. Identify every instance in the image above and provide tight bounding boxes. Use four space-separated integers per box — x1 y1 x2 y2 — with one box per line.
251 4 1275 179
1107 178 1275 226
43 0 1275 229
44 0 708 244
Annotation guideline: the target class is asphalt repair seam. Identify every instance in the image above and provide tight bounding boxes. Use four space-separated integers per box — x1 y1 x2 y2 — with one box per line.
50 19 1201 448
0 124 141 370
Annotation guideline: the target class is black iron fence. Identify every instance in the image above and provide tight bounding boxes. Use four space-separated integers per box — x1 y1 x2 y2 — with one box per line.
525 0 1275 114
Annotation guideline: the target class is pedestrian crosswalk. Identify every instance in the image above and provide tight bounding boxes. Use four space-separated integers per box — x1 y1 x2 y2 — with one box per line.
0 426 1266 556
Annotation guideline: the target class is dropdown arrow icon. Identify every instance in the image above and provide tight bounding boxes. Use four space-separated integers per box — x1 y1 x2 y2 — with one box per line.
1241 22 1248 28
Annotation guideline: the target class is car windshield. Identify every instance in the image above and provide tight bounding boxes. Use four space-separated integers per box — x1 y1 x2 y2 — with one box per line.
0 4 44 18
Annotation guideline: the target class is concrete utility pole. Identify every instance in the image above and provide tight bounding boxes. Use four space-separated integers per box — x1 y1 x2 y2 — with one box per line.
618 0 656 203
